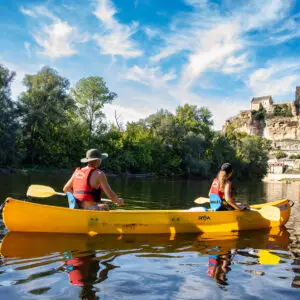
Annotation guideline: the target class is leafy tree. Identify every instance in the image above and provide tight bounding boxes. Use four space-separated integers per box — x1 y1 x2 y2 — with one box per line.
175 104 213 138
207 132 237 175
72 77 117 145
237 136 271 180
19 67 76 166
0 64 21 166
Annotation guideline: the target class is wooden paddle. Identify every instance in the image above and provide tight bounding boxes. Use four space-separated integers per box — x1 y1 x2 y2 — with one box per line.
194 196 280 221
26 185 113 203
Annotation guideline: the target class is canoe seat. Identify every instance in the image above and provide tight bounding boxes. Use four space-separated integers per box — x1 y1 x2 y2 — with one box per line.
210 194 222 211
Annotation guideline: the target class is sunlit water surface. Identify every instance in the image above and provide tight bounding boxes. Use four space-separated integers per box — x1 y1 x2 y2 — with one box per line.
0 173 299 299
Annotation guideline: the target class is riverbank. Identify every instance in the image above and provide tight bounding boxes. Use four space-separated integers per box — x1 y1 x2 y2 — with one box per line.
0 167 154 178
263 173 300 182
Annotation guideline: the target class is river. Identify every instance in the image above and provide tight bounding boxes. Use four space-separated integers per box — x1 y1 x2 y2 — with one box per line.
0 173 299 299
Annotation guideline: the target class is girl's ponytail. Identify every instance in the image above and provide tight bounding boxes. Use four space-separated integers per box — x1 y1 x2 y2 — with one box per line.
218 170 227 192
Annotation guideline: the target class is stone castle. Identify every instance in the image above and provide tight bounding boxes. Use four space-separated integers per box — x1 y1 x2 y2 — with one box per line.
223 87 300 156
250 86 300 116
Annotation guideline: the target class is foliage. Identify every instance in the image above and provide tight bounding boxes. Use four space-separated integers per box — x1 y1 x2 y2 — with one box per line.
289 154 300 159
0 65 21 166
18 67 79 166
71 77 117 145
251 105 266 121
0 64 271 180
273 104 293 117
274 151 287 159
236 136 271 180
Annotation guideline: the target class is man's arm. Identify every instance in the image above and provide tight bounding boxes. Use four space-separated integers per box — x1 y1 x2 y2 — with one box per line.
97 172 124 206
63 175 74 193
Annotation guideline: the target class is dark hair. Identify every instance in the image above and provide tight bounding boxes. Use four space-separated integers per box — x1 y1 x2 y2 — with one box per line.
218 163 233 191
221 163 233 175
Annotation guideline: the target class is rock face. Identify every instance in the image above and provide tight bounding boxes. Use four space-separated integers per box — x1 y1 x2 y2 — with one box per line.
264 117 300 140
223 114 300 153
224 87 300 153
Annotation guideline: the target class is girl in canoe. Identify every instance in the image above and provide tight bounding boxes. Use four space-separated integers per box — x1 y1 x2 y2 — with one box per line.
209 163 247 211
63 149 124 211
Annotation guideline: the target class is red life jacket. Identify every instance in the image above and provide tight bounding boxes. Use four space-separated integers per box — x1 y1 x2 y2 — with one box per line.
210 178 234 200
210 178 225 199
72 167 102 202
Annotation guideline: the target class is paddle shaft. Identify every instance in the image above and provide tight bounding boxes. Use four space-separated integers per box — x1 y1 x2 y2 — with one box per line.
194 197 274 212
46 190 112 203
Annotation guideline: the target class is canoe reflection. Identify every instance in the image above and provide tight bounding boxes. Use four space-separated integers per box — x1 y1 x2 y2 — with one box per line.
0 227 291 294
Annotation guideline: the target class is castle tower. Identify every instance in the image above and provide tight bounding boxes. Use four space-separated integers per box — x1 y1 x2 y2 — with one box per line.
295 87 300 115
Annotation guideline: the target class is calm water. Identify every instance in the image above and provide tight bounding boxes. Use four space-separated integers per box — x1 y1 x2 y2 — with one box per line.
0 173 299 299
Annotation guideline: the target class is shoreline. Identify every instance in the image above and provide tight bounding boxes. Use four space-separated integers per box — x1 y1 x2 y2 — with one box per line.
263 173 300 183
0 167 155 178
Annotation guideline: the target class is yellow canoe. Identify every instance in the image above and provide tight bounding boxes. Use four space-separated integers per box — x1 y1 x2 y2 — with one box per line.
2 198 291 235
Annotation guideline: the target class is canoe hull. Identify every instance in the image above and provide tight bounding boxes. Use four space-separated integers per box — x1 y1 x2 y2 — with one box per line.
2 198 291 235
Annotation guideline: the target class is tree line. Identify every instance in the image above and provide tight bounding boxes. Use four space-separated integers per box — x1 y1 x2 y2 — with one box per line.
0 64 271 180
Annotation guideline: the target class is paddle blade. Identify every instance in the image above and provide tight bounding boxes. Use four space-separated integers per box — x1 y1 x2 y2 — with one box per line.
26 185 57 198
253 206 281 222
194 197 210 205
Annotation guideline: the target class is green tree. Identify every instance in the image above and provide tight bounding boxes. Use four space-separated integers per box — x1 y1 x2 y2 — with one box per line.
19 66 76 166
237 136 271 180
207 132 237 175
72 77 117 146
0 64 21 166
175 104 213 138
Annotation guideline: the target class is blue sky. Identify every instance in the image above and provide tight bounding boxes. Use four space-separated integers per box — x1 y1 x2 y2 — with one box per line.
1 0 300 128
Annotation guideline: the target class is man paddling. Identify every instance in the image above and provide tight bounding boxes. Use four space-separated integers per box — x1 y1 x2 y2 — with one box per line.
63 149 124 210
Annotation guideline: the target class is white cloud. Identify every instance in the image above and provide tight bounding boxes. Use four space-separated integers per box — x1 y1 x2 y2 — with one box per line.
240 0 291 31
34 21 78 58
180 22 244 88
20 6 89 58
248 60 300 97
123 65 176 87
20 7 36 17
24 42 31 58
93 0 142 58
151 0 296 91
222 53 249 74
144 27 161 39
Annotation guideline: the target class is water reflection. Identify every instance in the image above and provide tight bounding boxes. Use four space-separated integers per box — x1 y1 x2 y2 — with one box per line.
0 175 300 298
0 228 298 299
59 251 118 300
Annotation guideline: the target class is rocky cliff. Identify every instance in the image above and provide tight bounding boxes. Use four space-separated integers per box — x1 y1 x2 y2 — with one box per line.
224 113 300 153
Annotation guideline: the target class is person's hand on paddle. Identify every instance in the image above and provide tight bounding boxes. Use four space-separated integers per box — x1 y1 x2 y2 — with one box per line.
115 198 124 206
238 203 250 211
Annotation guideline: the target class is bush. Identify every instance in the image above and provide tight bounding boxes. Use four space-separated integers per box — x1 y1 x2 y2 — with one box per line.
273 104 293 117
289 154 300 159
251 105 266 121
274 151 287 159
